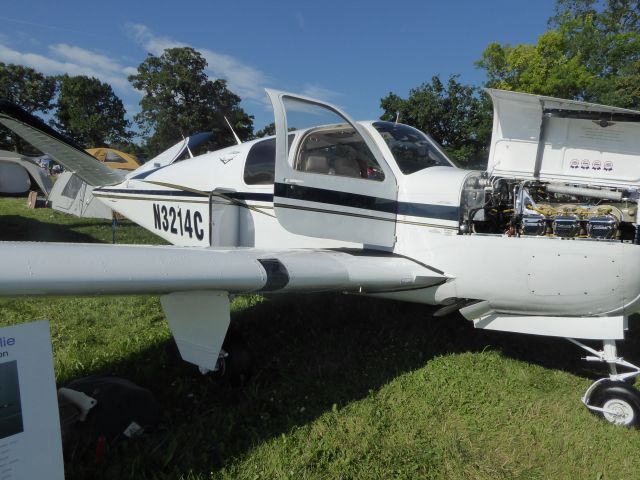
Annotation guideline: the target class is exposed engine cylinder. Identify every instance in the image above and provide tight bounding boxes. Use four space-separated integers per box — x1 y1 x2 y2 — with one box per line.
521 215 546 236
518 204 621 239
463 177 633 241
587 215 618 239
552 215 581 238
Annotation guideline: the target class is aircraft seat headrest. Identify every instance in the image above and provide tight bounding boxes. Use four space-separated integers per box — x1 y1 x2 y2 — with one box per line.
304 155 329 173
334 157 362 178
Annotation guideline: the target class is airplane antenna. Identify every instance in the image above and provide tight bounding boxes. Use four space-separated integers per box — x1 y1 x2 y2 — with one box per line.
224 116 242 145
394 111 400 125
181 134 195 159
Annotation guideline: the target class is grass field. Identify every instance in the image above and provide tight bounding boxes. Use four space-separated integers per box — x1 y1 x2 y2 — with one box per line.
2 196 640 479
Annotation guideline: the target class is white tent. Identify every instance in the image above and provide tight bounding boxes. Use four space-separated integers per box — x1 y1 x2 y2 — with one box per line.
48 171 113 219
0 150 52 195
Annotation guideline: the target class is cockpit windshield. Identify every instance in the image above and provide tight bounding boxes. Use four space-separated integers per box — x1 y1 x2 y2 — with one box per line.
373 121 453 174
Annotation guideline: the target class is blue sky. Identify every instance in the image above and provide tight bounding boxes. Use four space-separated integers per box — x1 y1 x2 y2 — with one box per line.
1 0 557 133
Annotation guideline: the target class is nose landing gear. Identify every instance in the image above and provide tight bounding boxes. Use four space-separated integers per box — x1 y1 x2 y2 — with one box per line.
568 338 640 427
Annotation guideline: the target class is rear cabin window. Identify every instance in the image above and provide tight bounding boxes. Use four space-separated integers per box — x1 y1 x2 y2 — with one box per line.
244 135 294 185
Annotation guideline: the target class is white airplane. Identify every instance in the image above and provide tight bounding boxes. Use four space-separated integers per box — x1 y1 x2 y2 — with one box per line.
1 89 640 427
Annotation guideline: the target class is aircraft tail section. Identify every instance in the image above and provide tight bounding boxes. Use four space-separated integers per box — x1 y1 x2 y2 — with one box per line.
0 99 125 186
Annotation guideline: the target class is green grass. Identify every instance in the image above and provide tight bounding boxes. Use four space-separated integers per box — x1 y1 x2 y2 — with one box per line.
0 197 167 244
2 196 640 479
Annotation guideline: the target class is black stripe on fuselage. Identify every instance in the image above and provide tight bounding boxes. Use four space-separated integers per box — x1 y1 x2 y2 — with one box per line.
94 185 459 222
93 188 273 202
94 188 205 198
274 182 396 213
227 192 274 202
274 183 459 222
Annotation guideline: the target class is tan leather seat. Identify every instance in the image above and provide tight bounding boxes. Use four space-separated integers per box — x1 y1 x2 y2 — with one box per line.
303 155 329 173
334 157 362 178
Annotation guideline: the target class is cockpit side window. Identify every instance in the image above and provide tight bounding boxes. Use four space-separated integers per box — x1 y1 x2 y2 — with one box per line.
244 135 295 185
244 138 276 185
373 121 453 174
295 125 385 181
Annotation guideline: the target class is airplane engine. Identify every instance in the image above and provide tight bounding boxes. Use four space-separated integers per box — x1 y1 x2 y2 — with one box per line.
460 175 638 242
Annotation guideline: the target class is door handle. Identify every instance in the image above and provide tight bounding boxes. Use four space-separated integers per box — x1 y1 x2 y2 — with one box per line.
283 178 304 185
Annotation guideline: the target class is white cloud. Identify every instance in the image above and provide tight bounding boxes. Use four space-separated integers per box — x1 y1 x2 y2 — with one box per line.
49 44 137 76
129 23 182 53
127 23 270 103
0 42 135 92
300 84 340 102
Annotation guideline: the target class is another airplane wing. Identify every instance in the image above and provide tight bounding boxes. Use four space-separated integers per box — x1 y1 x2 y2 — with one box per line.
0 100 124 186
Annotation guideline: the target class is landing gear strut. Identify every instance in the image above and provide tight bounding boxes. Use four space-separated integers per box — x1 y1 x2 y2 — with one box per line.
569 338 640 427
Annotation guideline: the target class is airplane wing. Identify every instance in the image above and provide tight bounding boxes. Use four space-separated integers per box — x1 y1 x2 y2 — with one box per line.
0 242 445 296
0 241 446 371
0 100 124 186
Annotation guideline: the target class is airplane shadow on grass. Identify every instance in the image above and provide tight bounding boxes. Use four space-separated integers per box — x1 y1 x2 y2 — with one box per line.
0 215 102 243
61 293 640 478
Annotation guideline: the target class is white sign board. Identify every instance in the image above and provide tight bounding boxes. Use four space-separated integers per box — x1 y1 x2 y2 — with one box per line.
0 320 64 480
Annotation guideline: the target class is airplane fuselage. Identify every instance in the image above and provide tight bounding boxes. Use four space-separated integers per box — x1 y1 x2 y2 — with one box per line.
93 121 640 321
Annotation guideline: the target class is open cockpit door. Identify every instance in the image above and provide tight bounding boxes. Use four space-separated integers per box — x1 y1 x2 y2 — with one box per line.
266 90 398 247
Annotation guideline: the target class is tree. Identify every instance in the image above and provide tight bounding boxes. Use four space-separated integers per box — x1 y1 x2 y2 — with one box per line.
380 75 493 166
0 63 56 113
476 31 592 99
477 0 640 107
129 47 253 157
52 75 132 147
255 122 275 138
0 63 56 152
550 0 640 106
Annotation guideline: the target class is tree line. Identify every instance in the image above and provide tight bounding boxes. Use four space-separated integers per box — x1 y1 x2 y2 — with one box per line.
2 0 639 165
0 47 253 159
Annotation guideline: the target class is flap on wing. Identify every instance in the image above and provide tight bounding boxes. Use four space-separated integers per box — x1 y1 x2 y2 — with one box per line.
0 243 446 297
0 100 124 186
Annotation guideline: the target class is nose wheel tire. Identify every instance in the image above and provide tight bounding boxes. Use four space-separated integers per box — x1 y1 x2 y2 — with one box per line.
568 338 640 427
587 380 640 428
